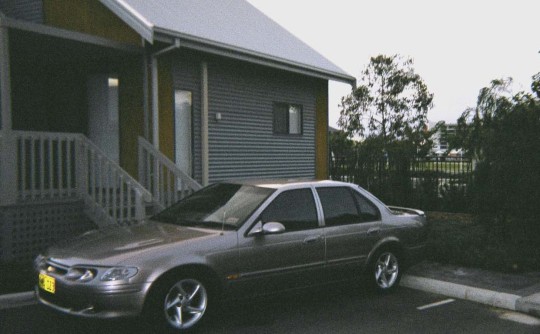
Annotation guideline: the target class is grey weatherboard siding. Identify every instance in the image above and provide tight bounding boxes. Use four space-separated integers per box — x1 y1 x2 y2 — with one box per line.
173 56 319 184
0 0 43 23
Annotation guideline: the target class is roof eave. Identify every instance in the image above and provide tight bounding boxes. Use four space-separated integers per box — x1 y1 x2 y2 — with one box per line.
154 28 356 86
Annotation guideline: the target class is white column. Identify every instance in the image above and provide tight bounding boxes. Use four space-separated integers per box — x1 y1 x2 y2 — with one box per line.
201 62 209 186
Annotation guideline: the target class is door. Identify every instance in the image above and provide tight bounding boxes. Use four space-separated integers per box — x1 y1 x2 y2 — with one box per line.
234 188 325 296
316 186 382 281
87 75 119 163
174 90 192 176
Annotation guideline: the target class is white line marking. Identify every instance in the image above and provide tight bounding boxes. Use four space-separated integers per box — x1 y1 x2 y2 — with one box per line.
417 298 456 310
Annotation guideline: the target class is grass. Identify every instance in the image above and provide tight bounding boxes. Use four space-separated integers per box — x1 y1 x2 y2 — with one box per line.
425 212 540 273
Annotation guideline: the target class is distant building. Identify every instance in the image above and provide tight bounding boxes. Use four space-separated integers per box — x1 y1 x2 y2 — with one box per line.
429 121 458 157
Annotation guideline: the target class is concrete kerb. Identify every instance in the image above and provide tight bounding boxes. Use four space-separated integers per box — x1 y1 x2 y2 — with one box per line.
516 293 540 317
0 291 36 310
401 275 539 315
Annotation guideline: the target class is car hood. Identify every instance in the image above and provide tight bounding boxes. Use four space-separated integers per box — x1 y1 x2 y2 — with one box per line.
45 221 219 266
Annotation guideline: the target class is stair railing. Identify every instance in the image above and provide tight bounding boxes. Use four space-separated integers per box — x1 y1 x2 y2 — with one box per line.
11 130 152 226
138 136 202 210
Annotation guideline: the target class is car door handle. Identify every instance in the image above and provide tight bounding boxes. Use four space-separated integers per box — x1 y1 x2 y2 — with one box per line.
303 235 322 244
367 228 381 236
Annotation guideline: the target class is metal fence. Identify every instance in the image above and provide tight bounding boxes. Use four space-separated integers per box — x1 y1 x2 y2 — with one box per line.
330 154 474 212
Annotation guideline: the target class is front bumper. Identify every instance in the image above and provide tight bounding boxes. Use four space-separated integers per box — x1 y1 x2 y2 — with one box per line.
36 278 151 319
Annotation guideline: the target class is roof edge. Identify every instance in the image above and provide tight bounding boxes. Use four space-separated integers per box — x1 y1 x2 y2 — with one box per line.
154 28 356 86
99 0 154 43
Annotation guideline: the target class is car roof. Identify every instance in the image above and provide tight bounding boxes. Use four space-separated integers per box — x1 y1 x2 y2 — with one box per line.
223 179 351 190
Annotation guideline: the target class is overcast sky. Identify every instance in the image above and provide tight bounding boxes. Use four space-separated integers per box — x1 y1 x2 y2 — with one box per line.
247 0 540 127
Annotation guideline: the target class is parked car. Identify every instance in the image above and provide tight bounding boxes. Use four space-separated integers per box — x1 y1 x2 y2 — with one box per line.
35 179 427 332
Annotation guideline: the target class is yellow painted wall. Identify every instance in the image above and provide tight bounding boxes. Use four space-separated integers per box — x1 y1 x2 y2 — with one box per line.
157 55 175 161
315 80 329 180
119 57 145 177
43 0 141 46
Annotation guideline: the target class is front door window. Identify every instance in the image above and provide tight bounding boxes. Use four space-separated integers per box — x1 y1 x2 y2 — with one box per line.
174 90 192 176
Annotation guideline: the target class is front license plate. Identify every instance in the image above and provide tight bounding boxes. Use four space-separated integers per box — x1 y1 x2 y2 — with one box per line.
39 273 55 294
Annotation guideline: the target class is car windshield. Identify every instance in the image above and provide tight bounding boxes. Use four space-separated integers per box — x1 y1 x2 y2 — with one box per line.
151 183 275 229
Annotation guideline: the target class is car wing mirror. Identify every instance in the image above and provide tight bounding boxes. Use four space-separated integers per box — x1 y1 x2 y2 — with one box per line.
262 222 285 234
248 221 285 237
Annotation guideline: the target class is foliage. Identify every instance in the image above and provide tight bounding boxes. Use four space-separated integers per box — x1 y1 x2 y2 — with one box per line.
453 73 540 221
329 130 356 162
338 54 434 153
426 213 540 272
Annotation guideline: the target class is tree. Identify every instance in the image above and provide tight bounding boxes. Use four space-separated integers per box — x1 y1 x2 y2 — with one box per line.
338 54 434 150
455 73 540 219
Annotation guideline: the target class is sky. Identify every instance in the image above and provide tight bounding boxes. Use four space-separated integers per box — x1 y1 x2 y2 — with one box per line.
246 0 540 127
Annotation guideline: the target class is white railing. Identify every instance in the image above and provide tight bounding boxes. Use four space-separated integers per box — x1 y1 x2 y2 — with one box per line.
11 131 152 226
138 136 202 210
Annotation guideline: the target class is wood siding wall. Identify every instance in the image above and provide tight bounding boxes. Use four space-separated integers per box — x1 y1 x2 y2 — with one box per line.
171 53 322 183
0 0 43 23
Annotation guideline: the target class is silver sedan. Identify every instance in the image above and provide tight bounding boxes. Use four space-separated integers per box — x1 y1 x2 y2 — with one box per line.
35 179 427 332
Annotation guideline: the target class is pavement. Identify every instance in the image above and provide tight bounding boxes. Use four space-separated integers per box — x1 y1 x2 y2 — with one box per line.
401 261 540 317
1 261 539 318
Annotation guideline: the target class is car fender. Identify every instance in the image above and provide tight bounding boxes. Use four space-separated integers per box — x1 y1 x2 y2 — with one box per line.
365 236 404 267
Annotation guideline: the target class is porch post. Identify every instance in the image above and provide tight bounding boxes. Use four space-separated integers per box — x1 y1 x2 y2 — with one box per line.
201 61 209 186
0 22 17 206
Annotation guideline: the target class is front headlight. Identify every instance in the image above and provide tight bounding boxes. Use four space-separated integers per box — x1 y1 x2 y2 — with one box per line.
100 267 138 282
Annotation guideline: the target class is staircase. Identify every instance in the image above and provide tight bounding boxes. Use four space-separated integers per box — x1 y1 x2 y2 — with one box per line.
0 131 202 262
2 131 201 226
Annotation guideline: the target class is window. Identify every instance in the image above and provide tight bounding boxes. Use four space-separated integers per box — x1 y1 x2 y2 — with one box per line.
152 183 274 228
317 187 381 226
273 103 302 135
260 189 318 231
174 90 193 176
352 192 380 222
317 187 363 227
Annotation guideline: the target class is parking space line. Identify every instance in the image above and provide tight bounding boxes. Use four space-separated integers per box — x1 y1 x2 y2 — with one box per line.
417 298 456 310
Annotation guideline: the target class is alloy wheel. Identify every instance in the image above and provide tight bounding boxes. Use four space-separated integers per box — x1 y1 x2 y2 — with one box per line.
163 278 208 330
374 252 399 289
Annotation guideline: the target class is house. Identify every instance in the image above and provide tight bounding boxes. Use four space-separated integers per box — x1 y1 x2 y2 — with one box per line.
0 0 355 262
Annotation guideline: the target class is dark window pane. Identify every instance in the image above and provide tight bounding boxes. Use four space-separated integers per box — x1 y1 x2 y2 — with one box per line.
273 104 288 134
317 187 362 226
353 192 380 222
261 189 318 231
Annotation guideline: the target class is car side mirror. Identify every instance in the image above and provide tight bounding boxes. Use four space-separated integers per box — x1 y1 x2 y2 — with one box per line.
262 222 286 234
249 221 286 236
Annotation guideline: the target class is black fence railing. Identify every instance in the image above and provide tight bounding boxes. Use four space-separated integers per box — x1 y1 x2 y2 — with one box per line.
330 155 474 212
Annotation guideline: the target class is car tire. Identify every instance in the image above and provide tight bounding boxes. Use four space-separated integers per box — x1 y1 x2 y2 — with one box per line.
368 249 401 293
145 275 212 333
